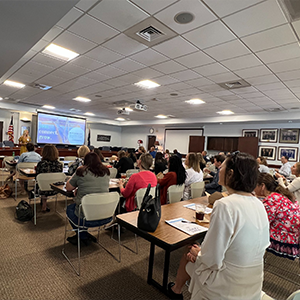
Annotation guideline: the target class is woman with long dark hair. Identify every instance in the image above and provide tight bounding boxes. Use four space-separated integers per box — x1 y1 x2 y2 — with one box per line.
255 172 300 260
154 152 167 175
157 155 186 205
168 152 269 300
65 152 110 245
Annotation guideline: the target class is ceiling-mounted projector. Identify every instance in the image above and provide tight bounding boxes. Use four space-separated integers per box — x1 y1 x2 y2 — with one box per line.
135 100 148 111
117 108 130 115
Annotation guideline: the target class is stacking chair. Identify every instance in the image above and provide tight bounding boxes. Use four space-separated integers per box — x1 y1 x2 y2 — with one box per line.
126 169 139 178
135 186 156 209
64 156 77 161
167 184 184 203
15 162 37 199
190 181 205 199
2 156 14 184
109 167 117 179
62 192 120 276
33 173 66 225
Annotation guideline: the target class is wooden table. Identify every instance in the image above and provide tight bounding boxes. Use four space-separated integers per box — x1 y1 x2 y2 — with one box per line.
117 197 210 294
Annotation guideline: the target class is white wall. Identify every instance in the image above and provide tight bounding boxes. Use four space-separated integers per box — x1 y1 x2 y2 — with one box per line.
88 123 121 147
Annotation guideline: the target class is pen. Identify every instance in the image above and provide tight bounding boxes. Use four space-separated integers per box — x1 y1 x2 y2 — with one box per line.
181 220 197 224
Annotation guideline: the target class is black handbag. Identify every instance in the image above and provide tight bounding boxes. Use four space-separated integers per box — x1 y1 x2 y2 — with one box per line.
138 184 161 232
16 200 33 222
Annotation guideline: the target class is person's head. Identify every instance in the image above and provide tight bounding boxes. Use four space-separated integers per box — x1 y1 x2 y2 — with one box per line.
26 142 34 152
88 145 95 152
185 152 200 173
23 130 29 136
202 150 207 156
255 173 294 202
291 162 300 177
214 154 226 169
165 149 170 154
94 148 104 161
169 155 187 185
150 146 155 152
138 153 153 170
155 141 159 146
219 152 258 193
77 145 90 158
117 150 126 159
257 156 268 166
281 156 289 164
197 152 206 164
155 151 164 163
173 149 178 154
138 146 146 153
41 144 58 161
76 152 109 177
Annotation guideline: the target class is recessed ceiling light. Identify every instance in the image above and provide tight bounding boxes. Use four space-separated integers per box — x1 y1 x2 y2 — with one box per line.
115 117 125 121
134 79 160 89
73 96 91 102
42 105 55 109
288 120 293 123
155 114 168 119
84 112 95 116
217 110 234 115
42 43 79 61
185 98 205 105
125 107 133 112
4 80 25 88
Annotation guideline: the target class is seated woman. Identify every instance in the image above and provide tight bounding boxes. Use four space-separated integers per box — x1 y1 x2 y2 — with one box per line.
257 156 270 173
65 152 110 245
136 146 146 160
36 144 63 212
94 148 105 162
196 152 206 171
157 155 186 205
114 150 134 178
67 145 90 176
255 173 300 260
183 153 203 200
119 153 157 212
168 152 270 300
277 162 300 204
154 152 167 175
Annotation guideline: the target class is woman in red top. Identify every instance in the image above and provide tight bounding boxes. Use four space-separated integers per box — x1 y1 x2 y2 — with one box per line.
157 155 186 205
255 173 300 260
119 153 157 212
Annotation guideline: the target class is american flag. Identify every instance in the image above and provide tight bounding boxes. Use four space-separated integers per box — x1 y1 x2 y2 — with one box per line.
7 115 14 142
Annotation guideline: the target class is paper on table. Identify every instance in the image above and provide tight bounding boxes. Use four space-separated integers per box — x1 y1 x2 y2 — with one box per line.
183 203 213 214
165 218 208 235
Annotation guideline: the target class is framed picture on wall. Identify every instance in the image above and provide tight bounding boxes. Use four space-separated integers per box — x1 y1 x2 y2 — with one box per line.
278 147 298 162
259 129 278 143
242 129 258 137
258 146 276 160
279 128 299 144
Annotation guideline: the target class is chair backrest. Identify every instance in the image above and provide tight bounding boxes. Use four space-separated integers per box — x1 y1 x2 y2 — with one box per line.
109 167 117 178
287 290 300 300
68 161 74 167
3 141 14 148
3 156 14 167
126 169 139 177
36 173 66 192
64 156 77 161
135 186 156 209
17 162 37 172
167 184 184 203
81 192 119 221
102 162 110 166
190 181 205 199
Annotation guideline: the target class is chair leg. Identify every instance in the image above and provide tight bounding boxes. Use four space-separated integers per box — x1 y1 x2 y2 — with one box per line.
33 184 37 225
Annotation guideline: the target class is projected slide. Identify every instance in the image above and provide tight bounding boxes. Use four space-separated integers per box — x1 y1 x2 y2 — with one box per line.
37 113 86 145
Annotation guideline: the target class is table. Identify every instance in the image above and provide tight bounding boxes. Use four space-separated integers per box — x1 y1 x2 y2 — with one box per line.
116 197 210 294
19 168 36 177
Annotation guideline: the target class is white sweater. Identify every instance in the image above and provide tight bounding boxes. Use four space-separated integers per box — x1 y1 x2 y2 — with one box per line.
278 176 300 204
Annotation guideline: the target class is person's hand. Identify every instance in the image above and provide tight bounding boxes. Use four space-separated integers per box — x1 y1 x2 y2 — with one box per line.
119 180 124 189
203 168 210 174
187 244 201 263
157 172 164 179
275 168 279 172
74 188 78 196
275 172 282 178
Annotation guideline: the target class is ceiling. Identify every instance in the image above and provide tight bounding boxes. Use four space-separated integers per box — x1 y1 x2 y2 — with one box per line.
1 0 300 125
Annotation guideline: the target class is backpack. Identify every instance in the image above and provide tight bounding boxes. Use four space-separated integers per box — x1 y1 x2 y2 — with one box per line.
16 200 33 222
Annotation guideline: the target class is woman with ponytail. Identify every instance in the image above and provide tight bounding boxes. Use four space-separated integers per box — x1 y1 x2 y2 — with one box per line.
255 173 300 260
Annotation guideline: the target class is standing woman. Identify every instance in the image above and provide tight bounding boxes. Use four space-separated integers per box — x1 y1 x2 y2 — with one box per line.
183 153 203 200
36 144 63 212
255 173 300 260
278 162 300 203
65 152 110 245
157 155 186 205
168 152 269 300
19 130 31 155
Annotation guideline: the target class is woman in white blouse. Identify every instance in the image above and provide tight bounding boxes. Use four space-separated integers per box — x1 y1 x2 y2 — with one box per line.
257 156 270 173
183 153 203 200
278 162 300 203
168 152 270 300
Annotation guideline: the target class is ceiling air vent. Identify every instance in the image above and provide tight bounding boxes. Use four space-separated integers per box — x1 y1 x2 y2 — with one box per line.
264 108 286 112
218 79 251 90
137 26 164 42
124 17 177 47
278 0 300 22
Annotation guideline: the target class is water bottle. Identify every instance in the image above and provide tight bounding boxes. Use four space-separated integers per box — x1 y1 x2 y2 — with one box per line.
12 151 15 157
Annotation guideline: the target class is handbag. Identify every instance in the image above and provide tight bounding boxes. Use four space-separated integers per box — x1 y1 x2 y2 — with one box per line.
16 200 33 222
0 183 12 199
138 184 161 232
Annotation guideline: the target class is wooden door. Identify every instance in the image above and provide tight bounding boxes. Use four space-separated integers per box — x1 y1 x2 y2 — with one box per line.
147 135 156 150
238 137 258 158
189 136 205 153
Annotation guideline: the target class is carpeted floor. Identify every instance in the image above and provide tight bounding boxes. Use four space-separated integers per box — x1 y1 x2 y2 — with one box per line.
0 172 299 300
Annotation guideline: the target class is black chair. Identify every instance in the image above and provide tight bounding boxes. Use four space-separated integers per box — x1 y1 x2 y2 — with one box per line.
3 141 14 148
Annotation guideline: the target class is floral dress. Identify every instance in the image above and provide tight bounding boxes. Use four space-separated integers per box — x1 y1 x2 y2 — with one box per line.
263 192 300 260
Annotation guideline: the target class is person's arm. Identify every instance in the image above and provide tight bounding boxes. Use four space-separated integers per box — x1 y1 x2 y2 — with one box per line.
157 172 172 187
278 164 290 176
205 171 219 190
262 196 277 223
18 153 25 163
119 175 136 198
66 174 78 191
283 177 300 193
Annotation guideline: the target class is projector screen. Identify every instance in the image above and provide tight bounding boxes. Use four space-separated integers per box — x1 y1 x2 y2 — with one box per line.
37 112 86 145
